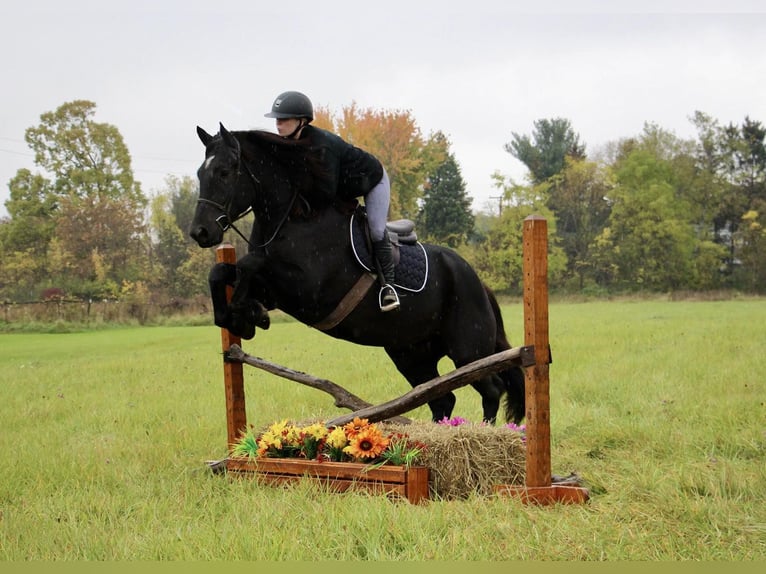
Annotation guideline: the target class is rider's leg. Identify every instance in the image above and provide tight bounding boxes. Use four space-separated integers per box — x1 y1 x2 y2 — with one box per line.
366 169 400 312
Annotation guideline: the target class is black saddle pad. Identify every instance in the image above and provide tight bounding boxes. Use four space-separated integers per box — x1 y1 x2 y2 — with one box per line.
350 209 428 292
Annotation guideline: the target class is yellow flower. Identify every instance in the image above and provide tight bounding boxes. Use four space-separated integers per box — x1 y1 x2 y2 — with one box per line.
257 430 282 451
302 422 329 441
343 427 390 460
267 419 289 438
326 426 348 449
343 417 370 438
284 426 302 447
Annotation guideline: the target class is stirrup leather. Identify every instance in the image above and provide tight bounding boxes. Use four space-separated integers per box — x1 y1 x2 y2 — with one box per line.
378 284 400 312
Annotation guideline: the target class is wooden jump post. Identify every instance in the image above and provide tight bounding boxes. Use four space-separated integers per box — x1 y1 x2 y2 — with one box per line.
216 244 247 449
494 215 588 504
215 215 588 504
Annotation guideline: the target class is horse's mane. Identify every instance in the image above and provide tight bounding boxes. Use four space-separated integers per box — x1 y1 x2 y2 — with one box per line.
235 129 337 207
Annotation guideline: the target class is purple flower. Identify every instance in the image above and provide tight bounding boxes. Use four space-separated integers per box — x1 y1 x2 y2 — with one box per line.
504 422 527 442
437 416 469 426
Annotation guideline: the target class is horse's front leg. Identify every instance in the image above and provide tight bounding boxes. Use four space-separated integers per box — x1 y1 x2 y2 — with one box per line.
208 260 268 340
208 262 237 329
230 252 273 336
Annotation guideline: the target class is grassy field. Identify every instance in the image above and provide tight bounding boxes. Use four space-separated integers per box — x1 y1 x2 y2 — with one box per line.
0 299 764 560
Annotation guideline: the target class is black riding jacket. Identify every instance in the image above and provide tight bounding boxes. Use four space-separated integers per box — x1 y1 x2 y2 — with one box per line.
299 125 384 202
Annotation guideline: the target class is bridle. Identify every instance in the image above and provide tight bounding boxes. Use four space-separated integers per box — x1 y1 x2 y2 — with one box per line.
196 146 299 250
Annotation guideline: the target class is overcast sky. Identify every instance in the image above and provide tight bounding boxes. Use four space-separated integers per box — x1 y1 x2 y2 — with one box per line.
2 0 765 218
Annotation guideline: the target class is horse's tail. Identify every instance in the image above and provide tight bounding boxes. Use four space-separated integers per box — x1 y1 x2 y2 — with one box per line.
484 284 526 424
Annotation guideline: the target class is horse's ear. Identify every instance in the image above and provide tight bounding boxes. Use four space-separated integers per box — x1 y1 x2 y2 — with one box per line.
219 122 240 153
197 126 214 147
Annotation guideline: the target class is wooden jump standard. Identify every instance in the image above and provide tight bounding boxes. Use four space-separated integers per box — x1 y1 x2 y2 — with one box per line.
492 215 589 504
214 215 588 505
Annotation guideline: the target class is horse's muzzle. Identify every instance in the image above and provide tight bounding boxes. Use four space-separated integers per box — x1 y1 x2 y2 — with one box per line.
190 224 220 248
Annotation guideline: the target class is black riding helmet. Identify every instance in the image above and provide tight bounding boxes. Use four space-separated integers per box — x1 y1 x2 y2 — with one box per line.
264 91 314 121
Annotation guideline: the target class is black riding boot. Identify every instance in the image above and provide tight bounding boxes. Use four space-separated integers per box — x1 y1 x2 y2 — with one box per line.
372 236 400 312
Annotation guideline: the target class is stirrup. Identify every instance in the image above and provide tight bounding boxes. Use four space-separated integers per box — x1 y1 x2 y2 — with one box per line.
378 284 400 312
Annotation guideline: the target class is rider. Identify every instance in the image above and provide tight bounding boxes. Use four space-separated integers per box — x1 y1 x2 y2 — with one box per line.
265 90 400 312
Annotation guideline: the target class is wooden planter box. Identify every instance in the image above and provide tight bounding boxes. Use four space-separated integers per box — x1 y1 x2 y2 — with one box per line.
226 457 430 504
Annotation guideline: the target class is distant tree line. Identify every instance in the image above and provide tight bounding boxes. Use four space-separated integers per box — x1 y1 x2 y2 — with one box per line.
0 100 763 315
461 115 765 295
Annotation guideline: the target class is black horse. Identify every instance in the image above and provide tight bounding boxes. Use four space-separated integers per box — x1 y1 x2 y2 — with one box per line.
189 124 525 424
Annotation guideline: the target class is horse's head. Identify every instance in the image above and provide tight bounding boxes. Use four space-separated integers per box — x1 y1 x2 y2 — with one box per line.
189 123 253 248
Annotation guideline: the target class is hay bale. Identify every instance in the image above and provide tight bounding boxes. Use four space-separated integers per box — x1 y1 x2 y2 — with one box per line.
380 422 526 500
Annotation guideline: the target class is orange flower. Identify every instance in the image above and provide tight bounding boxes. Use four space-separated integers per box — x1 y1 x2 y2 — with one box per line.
343 417 370 438
343 427 390 460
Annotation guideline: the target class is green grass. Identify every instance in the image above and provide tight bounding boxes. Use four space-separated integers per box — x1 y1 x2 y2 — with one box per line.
0 300 764 560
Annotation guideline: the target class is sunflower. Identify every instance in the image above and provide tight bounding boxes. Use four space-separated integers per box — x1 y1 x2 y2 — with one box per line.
343 417 370 438
343 427 390 460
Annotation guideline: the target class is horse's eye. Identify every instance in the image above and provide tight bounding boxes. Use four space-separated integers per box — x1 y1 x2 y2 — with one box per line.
219 169 230 179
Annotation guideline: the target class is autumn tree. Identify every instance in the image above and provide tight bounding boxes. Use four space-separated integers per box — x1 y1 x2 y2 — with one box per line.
315 102 445 219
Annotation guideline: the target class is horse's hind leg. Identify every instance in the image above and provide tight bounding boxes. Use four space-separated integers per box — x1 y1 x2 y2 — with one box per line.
470 375 504 424
385 343 456 422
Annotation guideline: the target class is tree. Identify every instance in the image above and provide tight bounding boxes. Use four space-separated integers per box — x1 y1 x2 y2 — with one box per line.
727 117 766 207
51 193 147 296
166 175 199 237
505 118 586 185
417 134 474 247
1 100 147 300
735 210 766 292
1 169 56 256
547 157 613 289
25 100 143 205
591 147 701 291
149 176 214 298
688 111 729 231
150 193 189 296
687 114 766 283
462 175 565 293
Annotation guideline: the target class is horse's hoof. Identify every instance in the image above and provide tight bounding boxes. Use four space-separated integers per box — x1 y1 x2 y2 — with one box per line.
224 312 256 340
251 308 270 330
231 302 270 331
233 319 256 340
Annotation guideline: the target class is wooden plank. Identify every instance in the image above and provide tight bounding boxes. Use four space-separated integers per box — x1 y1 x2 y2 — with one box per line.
522 215 552 488
225 458 430 504
216 244 247 451
404 466 430 504
326 346 525 427
226 458 409 482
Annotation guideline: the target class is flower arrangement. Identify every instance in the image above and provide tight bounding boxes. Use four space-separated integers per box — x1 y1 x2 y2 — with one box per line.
231 417 425 468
